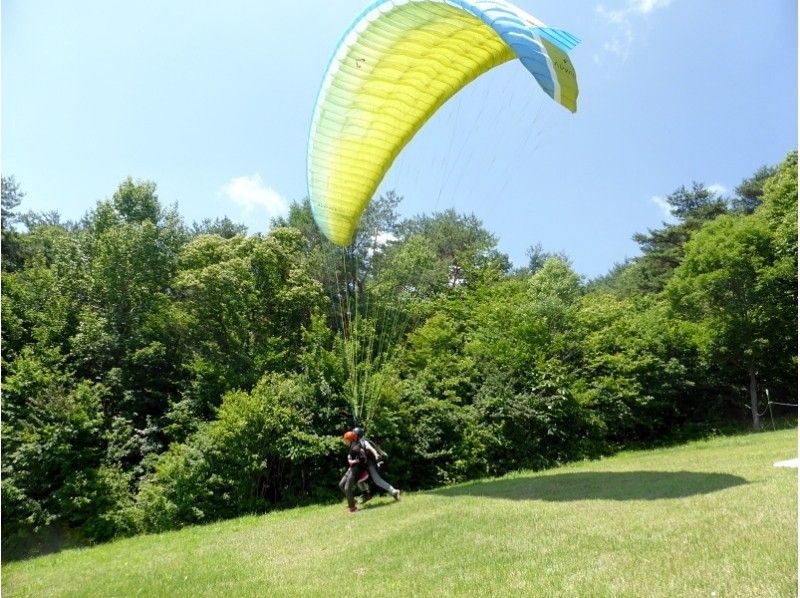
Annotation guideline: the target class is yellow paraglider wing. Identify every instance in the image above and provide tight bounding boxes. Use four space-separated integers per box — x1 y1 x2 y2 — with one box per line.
307 0 579 246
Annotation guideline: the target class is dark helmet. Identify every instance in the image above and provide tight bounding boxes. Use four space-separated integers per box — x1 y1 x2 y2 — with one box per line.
353 427 365 439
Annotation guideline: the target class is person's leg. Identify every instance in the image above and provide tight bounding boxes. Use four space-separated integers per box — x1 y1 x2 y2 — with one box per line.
339 468 357 510
367 463 399 499
356 470 372 502
357 480 373 502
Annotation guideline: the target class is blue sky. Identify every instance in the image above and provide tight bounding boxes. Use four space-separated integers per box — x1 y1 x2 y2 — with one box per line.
3 0 797 278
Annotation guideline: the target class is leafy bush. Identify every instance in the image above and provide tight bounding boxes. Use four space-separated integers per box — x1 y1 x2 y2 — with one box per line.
53 466 141 542
2 350 107 542
138 373 341 531
476 364 606 475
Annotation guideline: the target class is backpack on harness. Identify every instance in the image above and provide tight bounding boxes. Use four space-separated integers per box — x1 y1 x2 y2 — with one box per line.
359 438 388 465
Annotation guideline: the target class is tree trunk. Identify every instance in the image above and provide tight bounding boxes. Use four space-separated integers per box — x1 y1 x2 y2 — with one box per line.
748 364 761 431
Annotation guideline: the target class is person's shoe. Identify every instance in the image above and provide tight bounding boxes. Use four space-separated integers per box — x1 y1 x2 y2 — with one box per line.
392 489 401 501
348 506 357 513
359 493 373 504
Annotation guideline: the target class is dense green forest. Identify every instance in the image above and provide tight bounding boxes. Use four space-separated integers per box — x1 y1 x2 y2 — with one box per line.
1 151 796 552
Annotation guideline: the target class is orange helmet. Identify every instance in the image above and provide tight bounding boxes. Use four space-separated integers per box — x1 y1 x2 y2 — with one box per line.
343 430 358 442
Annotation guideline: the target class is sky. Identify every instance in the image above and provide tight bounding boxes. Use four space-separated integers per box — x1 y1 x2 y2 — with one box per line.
2 0 797 278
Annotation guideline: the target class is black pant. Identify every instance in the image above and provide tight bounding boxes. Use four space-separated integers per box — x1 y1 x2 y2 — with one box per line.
339 467 357 509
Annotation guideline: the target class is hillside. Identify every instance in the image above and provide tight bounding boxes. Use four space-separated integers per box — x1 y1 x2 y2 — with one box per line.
3 428 796 597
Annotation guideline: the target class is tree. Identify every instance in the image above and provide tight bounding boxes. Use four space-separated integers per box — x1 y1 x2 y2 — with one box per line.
369 234 445 305
595 182 729 295
78 183 187 423
191 217 247 239
663 182 728 221
522 242 569 276
393 209 508 289
666 153 797 429
750 152 798 399
1 175 23 230
174 228 326 415
2 176 25 270
732 165 778 214
666 213 785 430
111 178 162 225
576 292 695 440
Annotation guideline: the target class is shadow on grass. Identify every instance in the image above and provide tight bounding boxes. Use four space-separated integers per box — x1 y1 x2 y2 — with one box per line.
2 525 87 564
432 471 748 502
358 500 395 512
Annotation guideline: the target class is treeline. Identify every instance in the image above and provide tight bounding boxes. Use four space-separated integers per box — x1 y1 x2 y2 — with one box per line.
1 152 796 552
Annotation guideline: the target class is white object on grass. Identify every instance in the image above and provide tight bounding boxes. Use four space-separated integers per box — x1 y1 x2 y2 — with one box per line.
773 458 798 468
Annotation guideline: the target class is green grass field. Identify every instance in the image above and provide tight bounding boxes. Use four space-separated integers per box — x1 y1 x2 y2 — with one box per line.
3 428 796 597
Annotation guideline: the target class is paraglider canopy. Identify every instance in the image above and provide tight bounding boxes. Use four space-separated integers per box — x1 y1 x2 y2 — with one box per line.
307 0 580 247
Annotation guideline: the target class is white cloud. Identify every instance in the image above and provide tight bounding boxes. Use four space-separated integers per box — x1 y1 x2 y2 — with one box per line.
596 0 674 62
631 0 674 14
366 231 398 257
707 183 727 197
372 231 397 246
650 194 676 219
599 0 673 21
221 174 288 220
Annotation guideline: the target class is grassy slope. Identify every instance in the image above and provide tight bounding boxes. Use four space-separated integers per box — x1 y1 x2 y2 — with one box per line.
3 429 797 597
